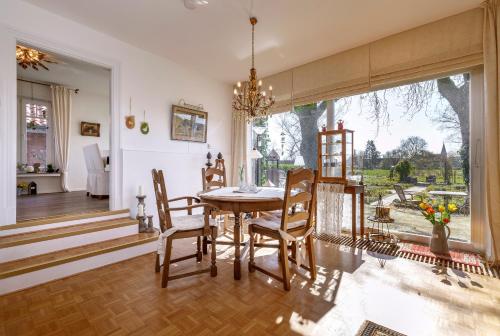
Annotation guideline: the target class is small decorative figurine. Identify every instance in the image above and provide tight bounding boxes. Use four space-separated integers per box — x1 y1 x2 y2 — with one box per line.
147 215 155 233
337 120 344 130
206 151 212 168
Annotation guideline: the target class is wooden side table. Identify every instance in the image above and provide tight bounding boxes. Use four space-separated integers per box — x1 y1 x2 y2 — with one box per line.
344 185 365 241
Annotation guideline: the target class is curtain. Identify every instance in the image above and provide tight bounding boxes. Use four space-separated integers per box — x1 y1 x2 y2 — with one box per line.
316 183 344 236
483 0 500 264
230 114 250 186
51 86 72 192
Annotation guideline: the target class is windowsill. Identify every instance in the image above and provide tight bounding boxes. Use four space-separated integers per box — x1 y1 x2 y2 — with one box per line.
17 173 61 178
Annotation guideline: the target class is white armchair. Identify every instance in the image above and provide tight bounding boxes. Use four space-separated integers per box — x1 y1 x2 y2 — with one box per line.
83 144 109 198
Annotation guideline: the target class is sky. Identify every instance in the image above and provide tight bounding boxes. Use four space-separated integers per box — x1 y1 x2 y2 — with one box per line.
265 80 465 159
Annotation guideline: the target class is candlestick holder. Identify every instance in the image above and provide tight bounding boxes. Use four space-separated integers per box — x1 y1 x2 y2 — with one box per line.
146 215 155 233
136 195 147 233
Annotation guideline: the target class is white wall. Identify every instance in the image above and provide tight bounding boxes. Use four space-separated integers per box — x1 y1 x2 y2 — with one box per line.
70 90 110 191
0 0 233 225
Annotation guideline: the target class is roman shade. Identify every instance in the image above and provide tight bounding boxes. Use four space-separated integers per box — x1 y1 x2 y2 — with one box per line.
292 46 370 106
263 70 293 114
370 8 484 89
257 7 484 108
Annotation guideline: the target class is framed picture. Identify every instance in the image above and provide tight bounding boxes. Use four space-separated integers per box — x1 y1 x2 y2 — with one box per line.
80 122 100 137
171 105 207 143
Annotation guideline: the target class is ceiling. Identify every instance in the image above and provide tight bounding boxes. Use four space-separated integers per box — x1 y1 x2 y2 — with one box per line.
22 0 483 83
17 46 110 95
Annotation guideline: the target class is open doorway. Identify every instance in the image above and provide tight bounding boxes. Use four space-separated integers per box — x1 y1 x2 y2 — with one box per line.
15 44 111 221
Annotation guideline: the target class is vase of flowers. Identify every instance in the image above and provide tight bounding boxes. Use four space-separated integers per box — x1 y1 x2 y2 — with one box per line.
419 201 457 254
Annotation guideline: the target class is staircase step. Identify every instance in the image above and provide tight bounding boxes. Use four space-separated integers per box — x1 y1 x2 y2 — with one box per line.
0 209 130 236
0 232 158 294
0 218 137 248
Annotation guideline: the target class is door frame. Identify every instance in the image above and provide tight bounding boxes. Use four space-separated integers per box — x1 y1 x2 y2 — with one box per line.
0 24 122 225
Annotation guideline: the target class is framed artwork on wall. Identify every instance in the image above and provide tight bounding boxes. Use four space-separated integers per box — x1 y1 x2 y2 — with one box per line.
80 121 100 137
171 104 207 143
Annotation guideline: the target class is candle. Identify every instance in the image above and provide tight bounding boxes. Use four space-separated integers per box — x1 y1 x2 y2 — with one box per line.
138 185 143 196
138 204 144 217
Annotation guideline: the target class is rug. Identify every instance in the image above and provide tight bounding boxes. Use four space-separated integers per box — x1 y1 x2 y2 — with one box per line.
356 320 406 336
314 233 499 278
398 243 481 267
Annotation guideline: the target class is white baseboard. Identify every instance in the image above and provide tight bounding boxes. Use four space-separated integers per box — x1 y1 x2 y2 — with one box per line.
0 241 156 295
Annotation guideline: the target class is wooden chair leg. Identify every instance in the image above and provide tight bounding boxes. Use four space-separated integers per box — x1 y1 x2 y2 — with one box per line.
210 227 218 277
196 236 202 262
248 225 255 273
155 253 160 273
291 241 297 260
202 236 208 255
279 238 291 291
306 235 317 281
161 237 173 288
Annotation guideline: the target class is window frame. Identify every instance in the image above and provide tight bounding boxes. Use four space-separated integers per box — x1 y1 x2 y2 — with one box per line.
19 97 54 167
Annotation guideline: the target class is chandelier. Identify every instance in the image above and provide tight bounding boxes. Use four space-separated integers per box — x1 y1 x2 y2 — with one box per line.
16 45 56 71
232 17 275 120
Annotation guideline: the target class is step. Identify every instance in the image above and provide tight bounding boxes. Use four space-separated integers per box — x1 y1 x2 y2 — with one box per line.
0 218 139 262
0 209 130 236
0 232 158 295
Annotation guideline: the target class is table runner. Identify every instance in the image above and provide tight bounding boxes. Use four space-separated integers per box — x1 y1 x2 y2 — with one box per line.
201 187 286 200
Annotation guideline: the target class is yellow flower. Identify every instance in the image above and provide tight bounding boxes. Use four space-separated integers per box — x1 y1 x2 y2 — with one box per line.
438 205 445 213
419 202 427 210
448 203 458 213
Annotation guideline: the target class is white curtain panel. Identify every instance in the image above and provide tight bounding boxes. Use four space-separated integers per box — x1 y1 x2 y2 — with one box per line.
483 0 500 264
230 113 250 186
50 86 72 192
316 183 344 236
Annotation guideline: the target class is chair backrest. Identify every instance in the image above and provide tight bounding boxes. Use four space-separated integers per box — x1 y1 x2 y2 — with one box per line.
393 184 407 202
83 144 104 172
202 158 227 191
280 168 319 232
151 169 173 233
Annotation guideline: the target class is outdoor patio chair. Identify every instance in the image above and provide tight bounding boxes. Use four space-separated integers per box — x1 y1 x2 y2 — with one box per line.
393 184 421 209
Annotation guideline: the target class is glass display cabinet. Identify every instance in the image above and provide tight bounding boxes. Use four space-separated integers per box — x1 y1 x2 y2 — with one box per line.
317 129 354 184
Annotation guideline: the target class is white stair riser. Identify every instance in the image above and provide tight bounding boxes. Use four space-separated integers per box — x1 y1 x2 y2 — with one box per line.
0 241 156 295
1 225 138 263
0 212 131 236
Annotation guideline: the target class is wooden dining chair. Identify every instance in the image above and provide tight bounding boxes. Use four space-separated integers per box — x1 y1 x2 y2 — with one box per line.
248 168 319 291
152 169 218 288
201 158 242 239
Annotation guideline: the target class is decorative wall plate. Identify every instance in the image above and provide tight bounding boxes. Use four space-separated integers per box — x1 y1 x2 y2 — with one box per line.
125 115 135 129
140 121 150 135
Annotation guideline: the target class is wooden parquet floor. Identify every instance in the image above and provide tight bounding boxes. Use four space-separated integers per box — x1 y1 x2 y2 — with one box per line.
1 238 499 336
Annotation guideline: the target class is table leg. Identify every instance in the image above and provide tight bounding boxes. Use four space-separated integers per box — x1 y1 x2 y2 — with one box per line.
352 193 357 241
360 192 365 238
233 211 241 280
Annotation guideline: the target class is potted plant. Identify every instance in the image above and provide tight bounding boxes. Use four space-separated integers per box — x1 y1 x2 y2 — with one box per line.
419 201 458 254
46 164 55 173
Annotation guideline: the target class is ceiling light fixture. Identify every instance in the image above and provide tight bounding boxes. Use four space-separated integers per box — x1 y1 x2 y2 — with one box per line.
232 17 275 120
184 0 209 10
16 45 57 71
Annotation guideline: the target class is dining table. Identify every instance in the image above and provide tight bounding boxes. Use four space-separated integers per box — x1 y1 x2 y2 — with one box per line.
199 187 285 280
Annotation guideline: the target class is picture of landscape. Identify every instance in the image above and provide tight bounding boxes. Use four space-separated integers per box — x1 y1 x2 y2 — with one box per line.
171 105 207 143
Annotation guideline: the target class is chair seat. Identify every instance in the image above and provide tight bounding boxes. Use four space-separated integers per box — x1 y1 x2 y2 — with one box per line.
249 214 306 231
171 214 217 231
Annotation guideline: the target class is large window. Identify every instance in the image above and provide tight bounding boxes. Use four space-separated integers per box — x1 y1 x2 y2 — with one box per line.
252 73 473 242
19 99 53 167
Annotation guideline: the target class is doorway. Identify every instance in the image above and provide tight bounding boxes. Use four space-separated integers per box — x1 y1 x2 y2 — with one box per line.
15 43 112 221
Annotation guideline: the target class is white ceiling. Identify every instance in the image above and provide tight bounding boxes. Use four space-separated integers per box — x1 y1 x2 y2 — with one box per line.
22 0 483 83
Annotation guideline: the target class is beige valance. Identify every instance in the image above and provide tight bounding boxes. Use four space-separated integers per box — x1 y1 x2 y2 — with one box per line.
258 7 484 108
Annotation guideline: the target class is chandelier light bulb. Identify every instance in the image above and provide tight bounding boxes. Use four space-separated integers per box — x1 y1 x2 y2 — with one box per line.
234 88 238 95
269 85 273 91
258 80 262 86
262 91 266 97
237 82 241 88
